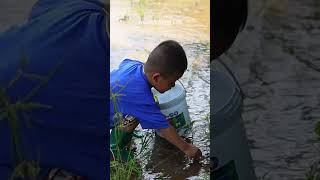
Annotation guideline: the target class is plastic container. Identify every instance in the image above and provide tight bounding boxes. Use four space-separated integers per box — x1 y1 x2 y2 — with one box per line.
211 70 256 180
151 81 191 137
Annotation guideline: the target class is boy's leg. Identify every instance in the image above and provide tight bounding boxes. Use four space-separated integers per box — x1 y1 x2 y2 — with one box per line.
110 115 139 161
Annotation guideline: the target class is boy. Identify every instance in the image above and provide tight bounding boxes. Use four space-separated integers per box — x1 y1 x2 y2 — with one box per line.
110 40 202 161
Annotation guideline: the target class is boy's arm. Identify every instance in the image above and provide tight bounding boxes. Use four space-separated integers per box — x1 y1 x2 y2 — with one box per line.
159 126 202 160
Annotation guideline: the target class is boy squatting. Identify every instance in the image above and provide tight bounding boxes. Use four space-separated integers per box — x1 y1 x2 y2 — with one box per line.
110 40 202 161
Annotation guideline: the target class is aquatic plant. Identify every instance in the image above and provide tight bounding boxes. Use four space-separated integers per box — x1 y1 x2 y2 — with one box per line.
307 121 320 180
110 77 159 179
1 55 62 179
204 113 210 140
110 159 142 180
136 0 146 22
10 160 41 180
110 90 143 180
306 160 320 180
135 130 153 157
315 121 320 137
200 171 210 180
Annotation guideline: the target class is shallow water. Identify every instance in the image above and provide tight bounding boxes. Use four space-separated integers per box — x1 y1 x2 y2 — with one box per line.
110 0 210 179
212 0 320 179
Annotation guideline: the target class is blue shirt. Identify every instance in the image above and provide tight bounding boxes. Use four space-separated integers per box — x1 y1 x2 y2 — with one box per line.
0 0 108 179
110 59 169 129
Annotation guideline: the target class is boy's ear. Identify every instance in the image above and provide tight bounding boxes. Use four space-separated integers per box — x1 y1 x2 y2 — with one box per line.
152 72 161 83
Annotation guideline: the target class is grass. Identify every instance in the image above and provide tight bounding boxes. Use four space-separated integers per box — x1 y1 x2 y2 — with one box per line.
109 129 155 180
128 0 146 22
200 171 210 180
306 121 320 180
10 160 41 180
306 165 320 180
109 129 154 180
203 112 210 140
110 157 142 180
0 55 62 179
110 79 158 179
137 6 145 22
110 89 143 180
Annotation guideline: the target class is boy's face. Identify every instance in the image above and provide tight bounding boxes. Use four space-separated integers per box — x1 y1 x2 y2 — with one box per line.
152 73 183 93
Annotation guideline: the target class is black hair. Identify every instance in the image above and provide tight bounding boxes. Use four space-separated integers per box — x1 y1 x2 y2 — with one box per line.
211 0 248 60
145 40 188 78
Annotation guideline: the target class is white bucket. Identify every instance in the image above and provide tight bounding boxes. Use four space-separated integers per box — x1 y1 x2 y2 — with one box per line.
211 70 256 180
151 80 191 137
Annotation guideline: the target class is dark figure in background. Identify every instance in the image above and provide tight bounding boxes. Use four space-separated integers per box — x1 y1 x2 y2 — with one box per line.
211 0 248 60
0 0 109 179
210 0 249 178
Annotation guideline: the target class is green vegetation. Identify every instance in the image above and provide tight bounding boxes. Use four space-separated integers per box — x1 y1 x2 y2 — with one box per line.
110 90 143 180
110 155 142 180
110 81 159 179
306 165 320 180
109 130 154 180
315 121 320 137
306 122 320 180
0 55 62 179
10 160 41 180
137 0 146 22
128 0 146 22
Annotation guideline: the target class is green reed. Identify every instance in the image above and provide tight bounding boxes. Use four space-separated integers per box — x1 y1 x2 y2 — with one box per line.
1 54 62 179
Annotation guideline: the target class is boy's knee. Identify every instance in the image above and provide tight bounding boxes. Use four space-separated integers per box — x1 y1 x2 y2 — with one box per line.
119 115 139 133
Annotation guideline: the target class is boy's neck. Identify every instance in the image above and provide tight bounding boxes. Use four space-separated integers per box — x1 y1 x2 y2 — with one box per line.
143 65 153 88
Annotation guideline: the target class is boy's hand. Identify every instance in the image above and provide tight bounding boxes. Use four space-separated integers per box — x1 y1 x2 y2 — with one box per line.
159 126 203 160
184 144 202 160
